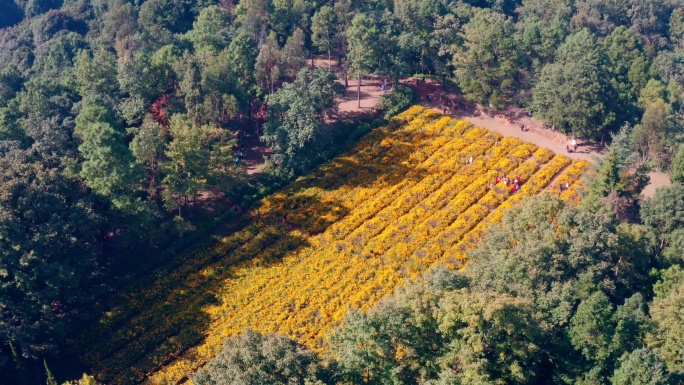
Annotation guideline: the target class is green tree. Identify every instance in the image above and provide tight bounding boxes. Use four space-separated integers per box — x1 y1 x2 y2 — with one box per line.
670 144 684 183
570 291 615 364
77 121 140 209
0 65 23 105
138 0 191 39
0 150 102 359
150 44 181 96
611 294 651 354
73 48 118 97
670 8 684 50
611 348 669 385
234 0 272 39
470 195 649 307
571 0 629 37
331 286 441 385
331 272 542 385
516 0 573 27
32 32 86 81
23 0 61 18
191 329 328 385
75 95 118 135
225 31 259 116
641 185 684 254
638 79 667 107
281 27 307 78
430 13 462 86
347 13 380 108
453 8 521 109
255 32 282 94
261 67 344 173
0 107 23 142
519 17 567 76
628 0 669 46
162 114 233 216
377 11 424 87
632 98 676 166
333 0 354 84
200 50 241 126
17 78 80 163
603 26 649 124
435 290 543 384
128 116 167 200
188 5 232 53
100 0 137 43
648 265 684 373
583 141 648 221
311 6 336 66
531 29 615 140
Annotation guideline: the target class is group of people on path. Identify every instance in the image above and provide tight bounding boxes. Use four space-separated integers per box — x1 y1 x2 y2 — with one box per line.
492 175 522 193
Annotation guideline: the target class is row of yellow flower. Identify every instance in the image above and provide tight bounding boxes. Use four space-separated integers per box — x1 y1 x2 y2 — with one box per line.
367 135 524 259
73 105 588 385
150 129 578 384
550 160 591 203
76 107 455 383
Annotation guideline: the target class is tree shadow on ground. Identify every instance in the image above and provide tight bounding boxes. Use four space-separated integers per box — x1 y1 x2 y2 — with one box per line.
70 189 359 384
72 109 441 384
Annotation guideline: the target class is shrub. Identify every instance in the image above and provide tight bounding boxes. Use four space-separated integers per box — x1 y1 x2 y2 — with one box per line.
377 85 414 119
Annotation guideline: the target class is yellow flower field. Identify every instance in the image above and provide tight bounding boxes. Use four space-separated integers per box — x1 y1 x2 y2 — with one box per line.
71 106 589 385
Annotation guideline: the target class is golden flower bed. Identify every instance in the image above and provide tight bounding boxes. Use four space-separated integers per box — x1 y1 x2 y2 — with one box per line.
72 106 588 385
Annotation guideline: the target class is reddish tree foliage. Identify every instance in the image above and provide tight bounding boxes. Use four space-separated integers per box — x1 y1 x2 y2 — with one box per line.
150 93 173 127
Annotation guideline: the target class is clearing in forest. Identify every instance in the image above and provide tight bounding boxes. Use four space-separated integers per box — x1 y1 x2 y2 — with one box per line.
71 106 589 385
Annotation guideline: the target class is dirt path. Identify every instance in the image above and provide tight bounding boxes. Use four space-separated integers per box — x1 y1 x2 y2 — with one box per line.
642 171 672 198
409 79 603 162
337 77 386 112
451 113 602 162
239 127 272 175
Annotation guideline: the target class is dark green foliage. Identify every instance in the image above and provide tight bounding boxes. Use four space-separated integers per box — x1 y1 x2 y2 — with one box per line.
377 84 414 119
570 291 616 364
0 149 102 358
611 348 670 385
330 270 543 385
603 26 649 125
453 8 521 109
138 0 194 36
187 5 232 53
648 266 684 373
531 29 615 139
671 145 684 184
261 67 344 173
641 185 684 255
192 329 329 385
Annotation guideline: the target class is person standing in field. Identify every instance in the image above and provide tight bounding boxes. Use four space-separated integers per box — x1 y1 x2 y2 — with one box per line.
571 137 577 152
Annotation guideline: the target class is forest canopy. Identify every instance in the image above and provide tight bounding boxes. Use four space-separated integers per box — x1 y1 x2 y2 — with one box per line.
3 0 684 383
